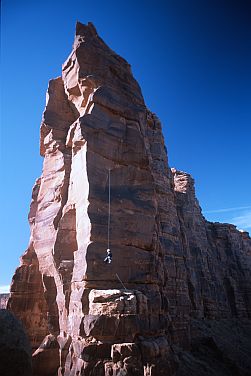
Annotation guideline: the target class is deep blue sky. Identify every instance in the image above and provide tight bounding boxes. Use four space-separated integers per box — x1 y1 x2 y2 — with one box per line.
1 0 251 290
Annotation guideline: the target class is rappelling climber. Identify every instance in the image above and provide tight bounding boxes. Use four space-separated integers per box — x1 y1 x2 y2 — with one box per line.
104 248 112 264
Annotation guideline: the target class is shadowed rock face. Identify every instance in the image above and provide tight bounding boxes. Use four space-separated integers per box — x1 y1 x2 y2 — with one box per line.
0 309 32 376
176 319 251 376
8 22 251 376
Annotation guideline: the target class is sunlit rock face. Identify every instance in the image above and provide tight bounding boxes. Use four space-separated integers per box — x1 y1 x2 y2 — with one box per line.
8 22 251 376
0 294 9 309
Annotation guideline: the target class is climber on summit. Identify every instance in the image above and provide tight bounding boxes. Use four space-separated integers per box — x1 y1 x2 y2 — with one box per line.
104 248 112 264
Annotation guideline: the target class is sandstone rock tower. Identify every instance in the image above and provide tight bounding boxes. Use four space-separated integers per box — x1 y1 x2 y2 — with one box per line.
8 22 251 376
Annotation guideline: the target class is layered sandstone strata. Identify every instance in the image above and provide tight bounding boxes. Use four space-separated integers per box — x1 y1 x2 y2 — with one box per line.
8 22 251 376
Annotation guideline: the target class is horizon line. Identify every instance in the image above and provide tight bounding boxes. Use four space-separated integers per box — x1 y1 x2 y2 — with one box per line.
204 205 251 214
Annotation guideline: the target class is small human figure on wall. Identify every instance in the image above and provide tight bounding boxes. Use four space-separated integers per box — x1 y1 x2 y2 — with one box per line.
104 248 112 264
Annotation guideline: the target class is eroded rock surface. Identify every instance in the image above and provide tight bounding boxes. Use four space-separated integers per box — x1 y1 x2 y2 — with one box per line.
8 22 251 376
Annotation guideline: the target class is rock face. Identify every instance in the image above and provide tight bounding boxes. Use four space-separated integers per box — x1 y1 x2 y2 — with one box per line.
0 309 32 376
8 22 251 376
0 293 9 309
176 319 251 376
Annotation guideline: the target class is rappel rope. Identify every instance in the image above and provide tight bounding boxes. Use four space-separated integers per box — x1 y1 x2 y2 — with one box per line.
105 169 127 291
116 273 127 291
107 169 111 251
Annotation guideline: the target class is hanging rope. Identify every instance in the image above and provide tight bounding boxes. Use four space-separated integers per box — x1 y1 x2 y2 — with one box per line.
104 169 112 264
104 169 127 291
116 273 127 291
107 168 111 250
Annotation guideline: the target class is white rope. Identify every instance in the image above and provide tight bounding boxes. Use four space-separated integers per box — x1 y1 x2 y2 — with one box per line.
107 169 111 250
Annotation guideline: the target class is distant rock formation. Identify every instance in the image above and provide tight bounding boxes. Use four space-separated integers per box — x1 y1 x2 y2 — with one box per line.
8 22 251 376
0 293 9 309
0 309 32 376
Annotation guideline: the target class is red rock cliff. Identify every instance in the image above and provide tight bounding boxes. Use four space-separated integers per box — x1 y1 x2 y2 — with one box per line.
8 22 251 376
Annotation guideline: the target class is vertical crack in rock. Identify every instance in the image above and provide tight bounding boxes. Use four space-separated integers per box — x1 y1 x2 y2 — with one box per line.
8 21 251 376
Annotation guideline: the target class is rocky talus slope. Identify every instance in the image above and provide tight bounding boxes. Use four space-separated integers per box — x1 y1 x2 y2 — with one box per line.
8 22 251 376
